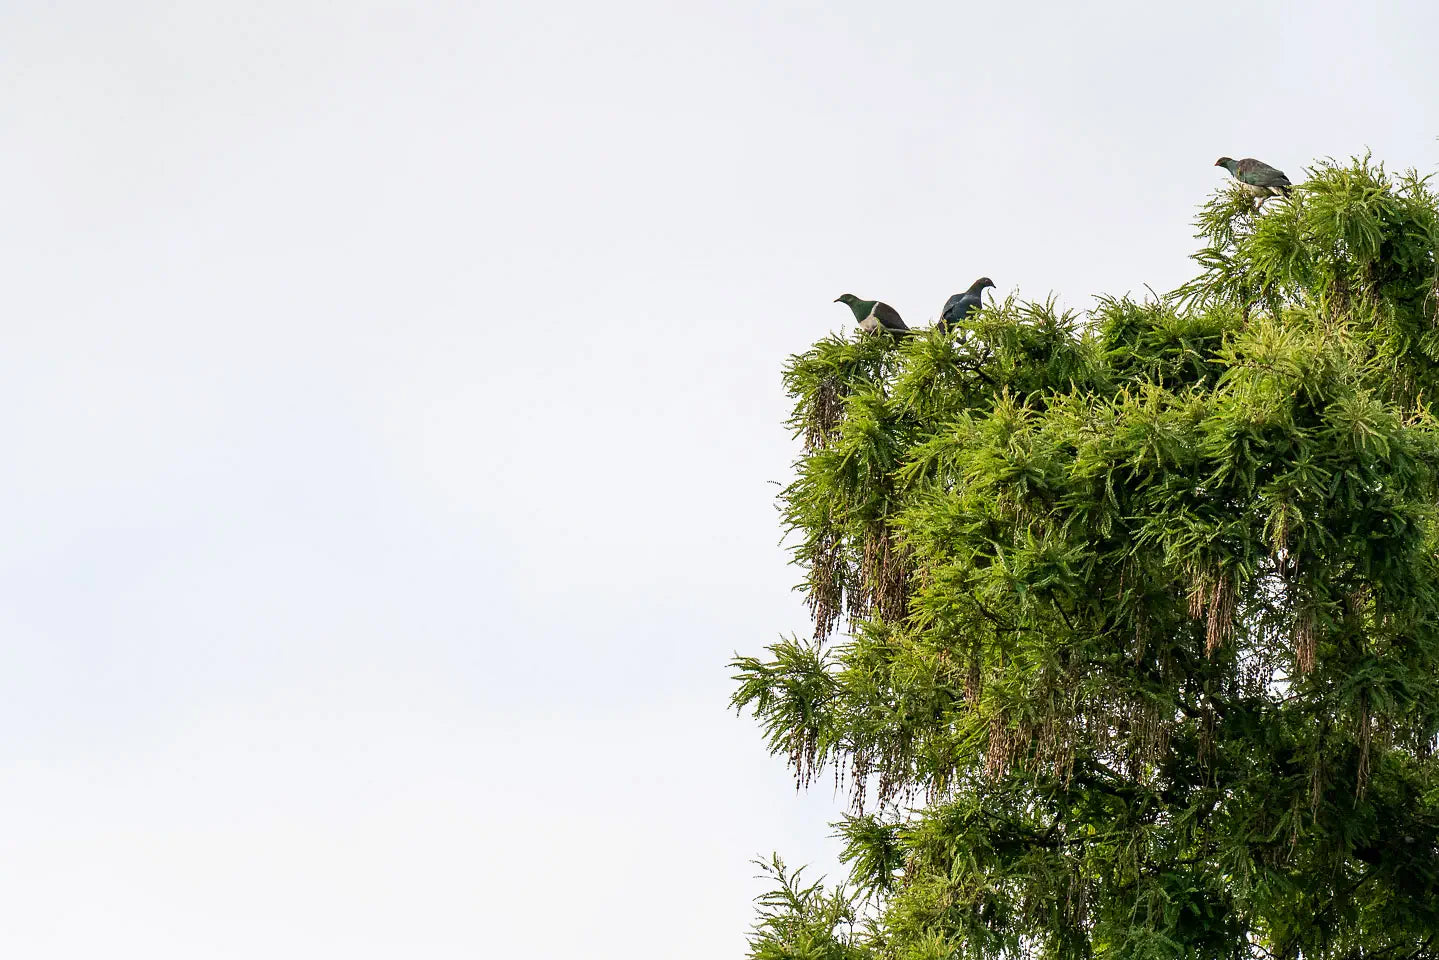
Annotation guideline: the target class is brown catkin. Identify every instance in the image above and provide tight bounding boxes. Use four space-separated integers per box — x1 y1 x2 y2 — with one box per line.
860 525 912 625
1295 608 1317 675
805 378 845 452
1206 575 1235 655
806 532 845 639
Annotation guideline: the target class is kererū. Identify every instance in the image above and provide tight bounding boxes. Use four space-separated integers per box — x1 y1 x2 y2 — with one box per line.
835 294 909 336
1214 156 1293 204
939 277 994 333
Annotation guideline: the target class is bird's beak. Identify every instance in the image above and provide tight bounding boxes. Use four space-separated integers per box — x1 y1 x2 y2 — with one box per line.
833 297 842 303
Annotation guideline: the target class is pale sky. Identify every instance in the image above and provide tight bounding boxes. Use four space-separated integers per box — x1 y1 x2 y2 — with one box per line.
1 1 1436 957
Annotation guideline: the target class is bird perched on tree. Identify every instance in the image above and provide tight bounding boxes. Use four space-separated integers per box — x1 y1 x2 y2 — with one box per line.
835 294 909 336
1214 156 1293 205
939 277 995 333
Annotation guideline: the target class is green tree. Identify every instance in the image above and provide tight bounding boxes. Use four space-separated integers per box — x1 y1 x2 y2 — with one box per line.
735 156 1439 960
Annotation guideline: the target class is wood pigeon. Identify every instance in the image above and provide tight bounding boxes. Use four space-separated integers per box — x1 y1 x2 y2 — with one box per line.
1214 156 1293 204
835 294 909 336
939 277 994 333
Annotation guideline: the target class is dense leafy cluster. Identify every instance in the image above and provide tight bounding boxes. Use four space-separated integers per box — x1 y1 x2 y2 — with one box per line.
735 157 1439 959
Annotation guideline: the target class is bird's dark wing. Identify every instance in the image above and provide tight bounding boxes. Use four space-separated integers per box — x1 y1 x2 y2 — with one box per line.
942 292 979 325
1236 158 1292 189
874 301 908 331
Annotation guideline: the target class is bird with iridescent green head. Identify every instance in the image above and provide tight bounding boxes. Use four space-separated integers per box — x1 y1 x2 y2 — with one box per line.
835 294 909 336
1215 156 1293 205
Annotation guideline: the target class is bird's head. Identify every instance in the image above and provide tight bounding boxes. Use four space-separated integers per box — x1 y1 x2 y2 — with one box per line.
1214 156 1236 170
835 294 857 306
973 277 995 292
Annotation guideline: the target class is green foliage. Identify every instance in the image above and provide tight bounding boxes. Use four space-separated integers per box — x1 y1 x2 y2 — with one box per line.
747 856 873 960
735 157 1439 959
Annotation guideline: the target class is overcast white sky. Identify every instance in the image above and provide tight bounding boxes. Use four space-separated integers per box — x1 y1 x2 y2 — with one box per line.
1 1 1436 956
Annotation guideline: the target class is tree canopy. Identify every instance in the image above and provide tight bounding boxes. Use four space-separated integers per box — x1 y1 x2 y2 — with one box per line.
734 156 1439 959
